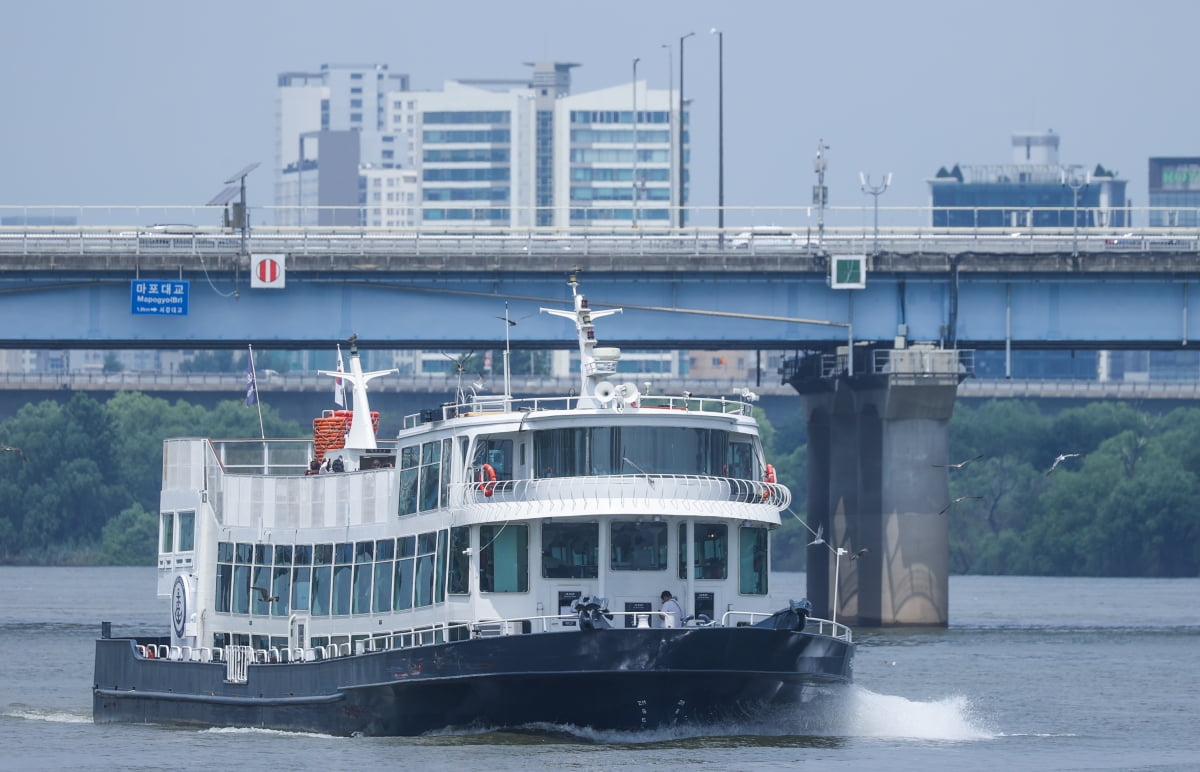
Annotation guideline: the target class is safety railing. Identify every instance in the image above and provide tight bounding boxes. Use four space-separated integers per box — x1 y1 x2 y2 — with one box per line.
452 473 790 518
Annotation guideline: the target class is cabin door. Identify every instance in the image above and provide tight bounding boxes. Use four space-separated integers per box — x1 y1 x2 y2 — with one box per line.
289 613 310 651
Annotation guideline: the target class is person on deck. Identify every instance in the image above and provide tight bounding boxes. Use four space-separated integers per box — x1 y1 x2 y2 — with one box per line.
660 590 684 628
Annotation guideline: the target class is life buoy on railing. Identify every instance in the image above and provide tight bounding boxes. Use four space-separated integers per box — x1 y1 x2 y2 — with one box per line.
764 464 776 484
479 463 497 497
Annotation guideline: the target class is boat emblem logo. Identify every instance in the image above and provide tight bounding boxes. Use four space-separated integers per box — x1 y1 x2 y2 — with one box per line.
172 576 187 639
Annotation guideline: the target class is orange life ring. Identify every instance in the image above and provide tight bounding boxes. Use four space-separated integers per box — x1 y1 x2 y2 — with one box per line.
764 464 776 484
479 463 497 497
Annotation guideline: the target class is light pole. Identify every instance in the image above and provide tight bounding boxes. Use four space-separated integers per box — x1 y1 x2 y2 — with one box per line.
678 31 694 229
632 56 640 229
711 28 724 243
813 140 829 248
1062 167 1088 257
859 171 892 255
662 43 673 229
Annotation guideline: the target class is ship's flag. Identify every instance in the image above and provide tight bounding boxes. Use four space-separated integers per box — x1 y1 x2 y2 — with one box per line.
245 348 258 406
334 345 346 407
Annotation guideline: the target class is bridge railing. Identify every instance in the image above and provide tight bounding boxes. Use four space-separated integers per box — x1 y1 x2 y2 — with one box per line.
4 204 1200 257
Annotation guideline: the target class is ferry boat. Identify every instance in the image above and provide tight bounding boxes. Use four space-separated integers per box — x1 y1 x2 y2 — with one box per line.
93 276 855 737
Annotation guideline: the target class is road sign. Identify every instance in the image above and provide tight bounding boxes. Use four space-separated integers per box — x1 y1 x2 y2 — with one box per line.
251 254 286 288
830 255 866 289
131 280 189 315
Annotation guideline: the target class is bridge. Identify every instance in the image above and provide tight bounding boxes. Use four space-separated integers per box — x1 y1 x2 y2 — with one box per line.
3 223 1200 356
6 219 1199 628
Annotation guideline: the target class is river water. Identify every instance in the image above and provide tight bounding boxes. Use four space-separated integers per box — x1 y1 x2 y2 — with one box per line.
1 567 1197 771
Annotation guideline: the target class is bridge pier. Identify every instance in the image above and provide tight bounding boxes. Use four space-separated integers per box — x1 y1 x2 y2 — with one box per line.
788 347 964 626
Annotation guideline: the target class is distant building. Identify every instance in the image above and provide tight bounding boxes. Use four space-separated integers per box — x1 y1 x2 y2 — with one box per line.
275 61 684 229
928 131 1128 228
1147 157 1200 227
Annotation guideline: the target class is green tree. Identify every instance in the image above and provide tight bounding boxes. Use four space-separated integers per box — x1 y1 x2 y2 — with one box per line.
100 502 158 565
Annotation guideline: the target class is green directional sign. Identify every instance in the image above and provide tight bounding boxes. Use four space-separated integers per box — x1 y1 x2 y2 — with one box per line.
831 255 866 289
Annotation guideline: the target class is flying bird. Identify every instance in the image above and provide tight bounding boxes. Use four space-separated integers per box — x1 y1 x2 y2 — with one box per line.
933 454 983 470
1046 453 1081 476
1 445 26 461
807 524 825 547
252 586 279 603
850 547 870 561
938 496 982 515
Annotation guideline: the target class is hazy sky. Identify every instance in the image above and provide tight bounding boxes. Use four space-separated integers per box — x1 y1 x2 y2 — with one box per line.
3 0 1195 226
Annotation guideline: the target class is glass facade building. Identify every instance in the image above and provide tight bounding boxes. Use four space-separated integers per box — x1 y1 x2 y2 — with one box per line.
928 132 1128 228
1148 157 1200 227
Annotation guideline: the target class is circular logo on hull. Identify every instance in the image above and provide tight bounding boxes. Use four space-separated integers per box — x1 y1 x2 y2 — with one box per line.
172 575 188 639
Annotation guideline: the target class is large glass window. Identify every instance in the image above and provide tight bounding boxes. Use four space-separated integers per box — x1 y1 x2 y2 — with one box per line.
401 441 447 515
739 527 769 595
160 513 174 553
394 535 415 611
542 522 599 578
352 540 374 614
610 521 668 571
333 542 353 615
449 527 470 595
178 511 195 551
481 524 527 592
679 523 728 580
534 427 728 478
415 531 438 607
473 438 513 481
233 543 252 614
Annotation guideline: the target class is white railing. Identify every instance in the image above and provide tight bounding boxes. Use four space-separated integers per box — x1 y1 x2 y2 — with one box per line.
224 645 252 683
3 209 1200 258
451 473 790 520
721 610 853 642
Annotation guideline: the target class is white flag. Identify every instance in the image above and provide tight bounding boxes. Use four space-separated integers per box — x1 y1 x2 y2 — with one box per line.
334 345 346 407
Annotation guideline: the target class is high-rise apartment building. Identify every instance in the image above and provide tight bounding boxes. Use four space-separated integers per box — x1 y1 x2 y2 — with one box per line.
276 61 684 228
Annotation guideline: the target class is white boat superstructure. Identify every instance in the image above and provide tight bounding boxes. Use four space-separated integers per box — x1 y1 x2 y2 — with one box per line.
100 276 852 737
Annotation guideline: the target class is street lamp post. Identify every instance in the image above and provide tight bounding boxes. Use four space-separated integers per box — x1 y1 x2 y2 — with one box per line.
711 28 724 243
813 140 829 248
1062 167 1088 257
632 57 640 229
662 43 673 229
678 31 694 229
859 172 892 255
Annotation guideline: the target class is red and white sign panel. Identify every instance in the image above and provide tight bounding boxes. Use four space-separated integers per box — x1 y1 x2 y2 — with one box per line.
251 254 287 289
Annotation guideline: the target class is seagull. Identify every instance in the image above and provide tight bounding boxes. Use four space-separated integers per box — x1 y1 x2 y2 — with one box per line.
850 547 870 561
807 523 825 547
1 445 26 461
938 496 982 515
933 454 983 470
251 586 279 603
1046 453 1081 476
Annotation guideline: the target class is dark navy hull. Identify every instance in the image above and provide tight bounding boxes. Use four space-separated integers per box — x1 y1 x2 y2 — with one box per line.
94 627 854 736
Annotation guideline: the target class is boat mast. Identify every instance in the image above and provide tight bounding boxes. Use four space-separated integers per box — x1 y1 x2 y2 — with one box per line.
541 273 622 404
318 337 398 449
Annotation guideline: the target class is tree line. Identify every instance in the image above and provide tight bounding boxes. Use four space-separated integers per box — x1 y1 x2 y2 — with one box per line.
765 399 1200 577
1 391 1197 576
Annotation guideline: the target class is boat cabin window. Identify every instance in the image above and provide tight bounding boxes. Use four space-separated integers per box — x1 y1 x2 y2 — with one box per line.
541 522 599 578
159 513 174 553
678 523 729 580
398 440 451 516
472 438 513 480
533 427 735 477
739 526 769 595
727 441 755 480
480 524 528 592
449 527 470 595
610 521 669 571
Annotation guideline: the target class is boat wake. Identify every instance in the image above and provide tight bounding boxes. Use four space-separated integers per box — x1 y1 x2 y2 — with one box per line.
424 686 994 745
1 706 91 724
201 726 340 739
836 687 994 741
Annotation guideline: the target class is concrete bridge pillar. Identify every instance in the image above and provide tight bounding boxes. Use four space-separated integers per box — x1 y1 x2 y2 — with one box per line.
789 347 963 626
